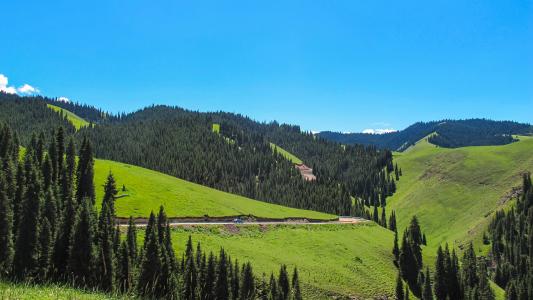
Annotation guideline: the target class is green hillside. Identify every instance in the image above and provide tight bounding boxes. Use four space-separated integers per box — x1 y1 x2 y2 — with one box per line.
389 135 533 254
47 103 90 129
270 142 303 164
93 158 334 220
161 223 397 299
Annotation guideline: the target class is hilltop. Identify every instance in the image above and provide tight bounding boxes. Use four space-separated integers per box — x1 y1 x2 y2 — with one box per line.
388 135 533 254
319 119 533 151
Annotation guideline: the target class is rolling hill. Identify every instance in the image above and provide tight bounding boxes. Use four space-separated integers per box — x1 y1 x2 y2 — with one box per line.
388 135 533 255
93 158 335 220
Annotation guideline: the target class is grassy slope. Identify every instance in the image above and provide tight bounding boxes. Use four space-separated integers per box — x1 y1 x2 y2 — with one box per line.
389 136 533 254
47 104 90 130
93 158 334 220
270 143 303 164
0 281 121 300
164 223 396 299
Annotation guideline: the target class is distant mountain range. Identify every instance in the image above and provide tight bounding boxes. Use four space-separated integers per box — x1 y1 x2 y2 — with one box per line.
318 119 533 151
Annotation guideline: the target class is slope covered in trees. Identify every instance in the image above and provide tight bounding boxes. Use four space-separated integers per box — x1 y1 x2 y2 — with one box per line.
387 136 533 254
319 119 533 151
0 94 395 216
488 174 533 299
0 123 301 299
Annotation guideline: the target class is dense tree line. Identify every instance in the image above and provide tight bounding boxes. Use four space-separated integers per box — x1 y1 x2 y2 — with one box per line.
488 173 533 299
393 216 494 300
319 119 533 151
0 123 301 299
0 96 399 216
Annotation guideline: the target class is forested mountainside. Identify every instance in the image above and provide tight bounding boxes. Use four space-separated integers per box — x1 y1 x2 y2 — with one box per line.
0 94 395 216
489 174 533 299
0 123 300 299
319 119 533 151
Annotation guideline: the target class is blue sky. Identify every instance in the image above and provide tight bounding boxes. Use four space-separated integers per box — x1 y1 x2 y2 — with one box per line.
1 0 531 132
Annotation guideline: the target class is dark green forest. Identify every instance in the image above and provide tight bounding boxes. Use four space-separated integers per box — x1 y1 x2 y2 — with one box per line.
489 173 533 300
0 94 397 216
319 119 533 151
0 123 301 299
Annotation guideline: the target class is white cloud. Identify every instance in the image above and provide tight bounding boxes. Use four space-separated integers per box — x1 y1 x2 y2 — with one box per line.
0 73 40 95
0 74 17 94
17 83 39 94
57 96 70 103
362 128 397 134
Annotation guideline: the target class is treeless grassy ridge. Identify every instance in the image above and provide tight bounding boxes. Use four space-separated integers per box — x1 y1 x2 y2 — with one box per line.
389 136 533 256
164 223 397 299
269 143 303 164
93 158 335 220
47 103 90 130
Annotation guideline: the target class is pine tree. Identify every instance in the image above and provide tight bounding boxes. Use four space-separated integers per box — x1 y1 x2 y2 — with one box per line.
51 191 76 279
240 262 255 300
102 172 117 217
389 210 397 232
127 216 137 263
476 260 495 300
278 264 290 300
56 127 65 180
137 211 163 298
76 137 95 204
393 231 400 266
68 199 97 288
117 240 132 293
13 165 42 280
433 246 447 300
291 267 302 300
269 273 278 300
461 242 478 293
97 201 115 292
0 172 14 278
381 206 387 228
43 188 58 234
215 248 229 300
422 267 433 300
256 273 269 300
231 259 239 300
202 252 216 300
184 236 198 300
396 272 405 300
37 217 53 281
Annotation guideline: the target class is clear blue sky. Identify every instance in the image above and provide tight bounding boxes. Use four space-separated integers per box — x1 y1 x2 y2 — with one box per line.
1 0 531 132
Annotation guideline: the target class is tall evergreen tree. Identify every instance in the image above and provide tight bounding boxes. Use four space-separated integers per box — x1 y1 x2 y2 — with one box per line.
240 262 255 300
396 272 405 300
127 216 137 263
291 267 302 300
117 240 132 293
97 201 115 292
13 165 42 280
137 212 162 298
0 172 14 278
215 248 229 300
278 264 290 300
137 211 163 298
433 246 447 300
422 267 433 300
76 137 95 204
37 217 53 281
68 199 97 288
